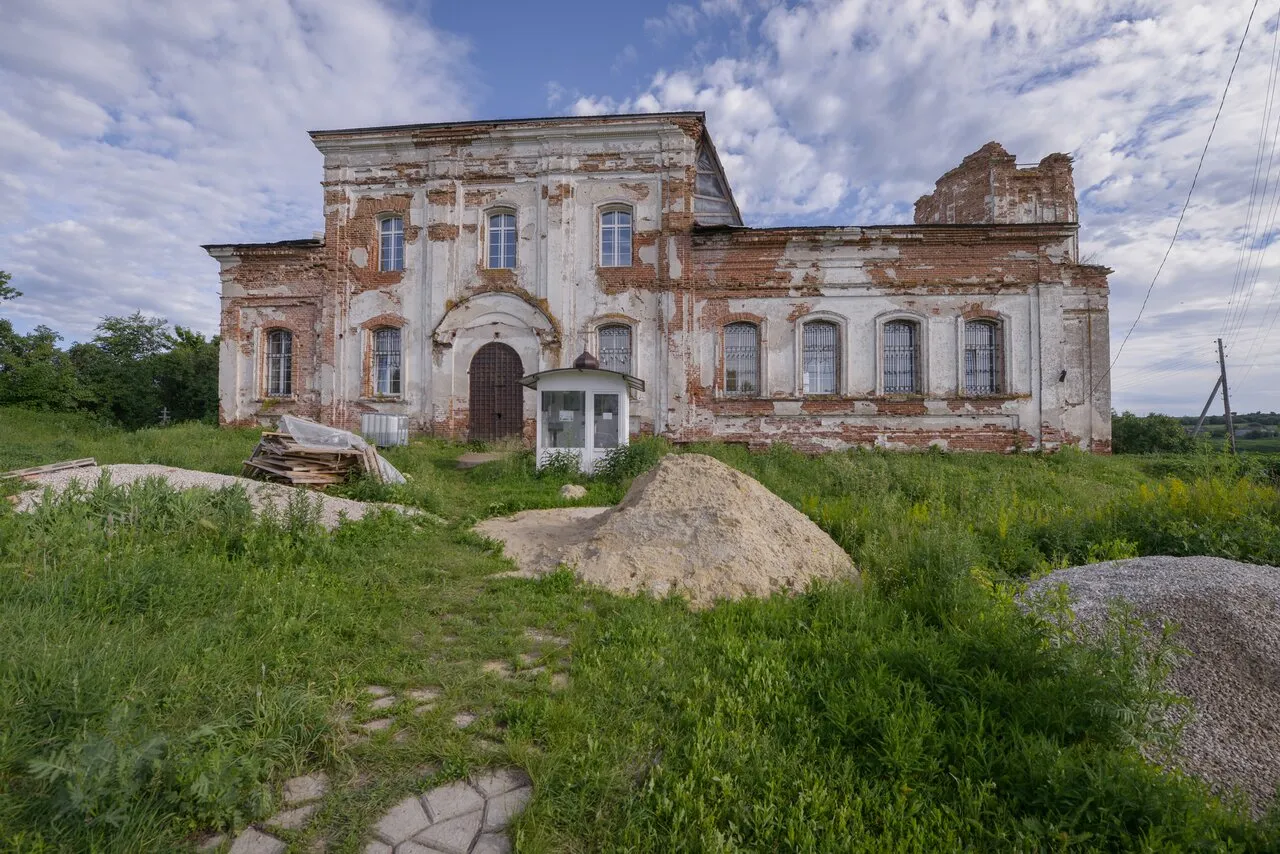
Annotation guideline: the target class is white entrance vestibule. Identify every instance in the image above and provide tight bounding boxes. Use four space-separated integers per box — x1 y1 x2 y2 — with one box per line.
520 351 645 474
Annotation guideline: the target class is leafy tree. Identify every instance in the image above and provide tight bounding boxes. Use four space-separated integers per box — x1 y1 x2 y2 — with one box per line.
0 321 82 410
1112 411 1199 454
155 327 220 423
0 270 19 302
71 313 173 428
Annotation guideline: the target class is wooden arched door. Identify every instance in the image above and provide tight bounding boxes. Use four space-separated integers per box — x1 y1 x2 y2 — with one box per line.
469 342 524 440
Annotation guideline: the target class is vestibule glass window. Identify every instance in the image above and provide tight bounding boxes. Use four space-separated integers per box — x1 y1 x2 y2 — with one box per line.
724 322 760 396
965 320 1001 394
594 393 620 449
598 324 632 374
373 328 401 396
541 390 585 448
266 329 293 397
600 209 632 267
803 321 838 394
380 217 404 272
488 212 516 269
883 320 919 393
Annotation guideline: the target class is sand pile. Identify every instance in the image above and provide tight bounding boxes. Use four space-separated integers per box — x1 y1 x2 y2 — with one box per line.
476 453 856 608
1024 556 1280 815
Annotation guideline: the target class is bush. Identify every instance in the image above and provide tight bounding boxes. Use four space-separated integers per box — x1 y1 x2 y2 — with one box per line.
1113 411 1199 454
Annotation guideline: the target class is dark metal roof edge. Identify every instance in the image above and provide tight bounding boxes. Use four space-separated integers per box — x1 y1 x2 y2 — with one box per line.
691 221 1080 235
309 111 706 139
518 368 645 392
201 238 323 252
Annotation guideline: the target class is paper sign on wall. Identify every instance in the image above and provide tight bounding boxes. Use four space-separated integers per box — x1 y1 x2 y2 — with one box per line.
602 412 613 420
559 411 574 421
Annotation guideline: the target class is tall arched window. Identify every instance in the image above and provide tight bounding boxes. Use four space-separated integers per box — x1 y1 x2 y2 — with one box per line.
380 216 404 272
488 211 516 269
598 324 632 374
964 320 1002 394
373 327 401 396
265 329 293 397
724 322 760 396
882 320 919 393
802 320 839 394
600 209 632 267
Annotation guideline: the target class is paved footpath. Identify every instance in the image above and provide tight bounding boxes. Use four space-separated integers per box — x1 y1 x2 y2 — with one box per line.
211 767 531 854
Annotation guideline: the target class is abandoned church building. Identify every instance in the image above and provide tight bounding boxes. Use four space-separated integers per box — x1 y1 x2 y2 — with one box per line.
204 111 1111 453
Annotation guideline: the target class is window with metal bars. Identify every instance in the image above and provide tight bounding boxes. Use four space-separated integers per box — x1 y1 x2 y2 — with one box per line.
373 327 401 396
882 320 919 394
600 209 632 267
380 217 404 272
488 212 516 269
598 324 632 374
265 329 293 397
802 321 839 394
964 320 1001 394
723 322 760 396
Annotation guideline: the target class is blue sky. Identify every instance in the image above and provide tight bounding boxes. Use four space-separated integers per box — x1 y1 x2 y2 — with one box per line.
2 0 1279 415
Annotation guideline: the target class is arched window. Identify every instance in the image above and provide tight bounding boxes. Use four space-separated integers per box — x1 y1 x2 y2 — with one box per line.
265 329 293 397
882 320 919 394
598 324 632 374
373 327 402 396
964 320 1002 394
724 322 760 396
802 320 839 394
488 211 516 269
380 216 404 272
600 208 632 267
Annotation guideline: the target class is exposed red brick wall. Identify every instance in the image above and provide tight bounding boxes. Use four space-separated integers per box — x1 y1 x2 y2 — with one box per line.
915 142 1077 225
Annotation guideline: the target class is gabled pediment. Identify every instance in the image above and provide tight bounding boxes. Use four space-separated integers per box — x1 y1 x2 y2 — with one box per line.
694 144 743 226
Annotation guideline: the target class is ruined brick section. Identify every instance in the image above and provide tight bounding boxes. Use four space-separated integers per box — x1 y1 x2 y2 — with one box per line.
914 142 1077 227
204 112 1110 453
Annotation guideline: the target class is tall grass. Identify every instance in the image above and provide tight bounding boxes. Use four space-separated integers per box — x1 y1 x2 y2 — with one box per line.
2 407 1278 850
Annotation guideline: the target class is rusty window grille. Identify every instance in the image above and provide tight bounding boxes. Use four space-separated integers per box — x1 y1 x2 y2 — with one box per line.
965 320 1002 394
488 212 516 269
373 327 401 396
724 322 760 396
598 324 632 374
600 209 632 267
883 320 918 393
266 329 293 397
803 320 838 394
380 216 404 272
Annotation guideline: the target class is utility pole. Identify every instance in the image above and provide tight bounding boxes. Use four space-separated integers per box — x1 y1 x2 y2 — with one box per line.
1217 338 1236 455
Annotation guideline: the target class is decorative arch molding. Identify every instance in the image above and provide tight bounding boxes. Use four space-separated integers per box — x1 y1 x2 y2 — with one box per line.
358 312 407 331
791 310 849 396
432 289 561 348
873 308 930 397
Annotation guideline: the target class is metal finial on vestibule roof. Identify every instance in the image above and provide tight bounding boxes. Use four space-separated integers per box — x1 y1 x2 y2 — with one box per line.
572 350 599 370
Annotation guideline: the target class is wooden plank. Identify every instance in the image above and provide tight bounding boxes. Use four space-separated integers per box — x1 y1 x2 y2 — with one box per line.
1 458 97 479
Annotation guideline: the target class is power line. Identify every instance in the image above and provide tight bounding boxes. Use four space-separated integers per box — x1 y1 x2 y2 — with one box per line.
1095 0 1262 396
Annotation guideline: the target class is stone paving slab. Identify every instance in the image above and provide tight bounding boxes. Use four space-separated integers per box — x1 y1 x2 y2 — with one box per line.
284 772 329 805
266 802 320 831
413 811 483 854
228 828 286 854
482 787 532 832
471 834 512 854
373 795 432 844
471 768 530 798
423 780 484 822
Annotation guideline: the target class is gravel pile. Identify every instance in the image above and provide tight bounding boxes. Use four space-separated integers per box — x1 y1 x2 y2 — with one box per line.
1024 556 1280 815
12 463 409 529
477 453 857 608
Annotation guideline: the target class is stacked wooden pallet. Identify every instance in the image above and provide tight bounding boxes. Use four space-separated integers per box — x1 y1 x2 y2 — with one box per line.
242 432 383 487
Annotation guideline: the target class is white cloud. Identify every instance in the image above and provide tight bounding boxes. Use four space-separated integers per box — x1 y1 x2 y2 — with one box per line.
577 0 1280 413
0 0 473 341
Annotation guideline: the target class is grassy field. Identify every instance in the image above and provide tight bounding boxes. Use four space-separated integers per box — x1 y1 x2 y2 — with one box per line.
2 407 1279 852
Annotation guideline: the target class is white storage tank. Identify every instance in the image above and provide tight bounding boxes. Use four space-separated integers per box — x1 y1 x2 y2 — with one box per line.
360 413 409 447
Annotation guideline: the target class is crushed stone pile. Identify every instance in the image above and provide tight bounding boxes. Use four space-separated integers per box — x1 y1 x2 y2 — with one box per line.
1024 556 1280 815
11 464 412 530
476 453 856 608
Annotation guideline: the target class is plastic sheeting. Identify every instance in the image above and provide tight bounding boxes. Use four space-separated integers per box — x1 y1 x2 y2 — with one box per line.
278 415 407 484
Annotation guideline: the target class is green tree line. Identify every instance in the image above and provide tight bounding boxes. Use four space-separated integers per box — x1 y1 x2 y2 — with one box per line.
0 270 219 428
